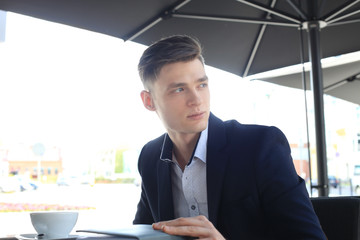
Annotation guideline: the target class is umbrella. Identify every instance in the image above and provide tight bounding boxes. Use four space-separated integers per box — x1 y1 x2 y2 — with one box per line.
248 53 360 105
0 0 359 76
1 0 360 196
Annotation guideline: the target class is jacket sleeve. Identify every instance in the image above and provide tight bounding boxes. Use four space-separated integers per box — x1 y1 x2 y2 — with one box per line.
256 126 326 239
133 183 154 224
133 146 155 224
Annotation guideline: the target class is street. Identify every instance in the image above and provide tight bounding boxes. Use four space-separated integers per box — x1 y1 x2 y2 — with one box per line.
0 184 141 237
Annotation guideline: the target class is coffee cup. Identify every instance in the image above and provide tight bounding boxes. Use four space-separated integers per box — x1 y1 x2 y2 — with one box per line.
30 211 78 239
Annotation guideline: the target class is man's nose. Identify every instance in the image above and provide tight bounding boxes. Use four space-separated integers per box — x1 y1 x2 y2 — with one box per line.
188 89 202 106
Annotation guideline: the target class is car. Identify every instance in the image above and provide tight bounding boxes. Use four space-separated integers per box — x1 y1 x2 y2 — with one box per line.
29 181 39 190
16 176 38 191
328 176 339 188
79 174 95 186
352 165 360 194
56 175 80 186
57 173 95 186
311 176 339 189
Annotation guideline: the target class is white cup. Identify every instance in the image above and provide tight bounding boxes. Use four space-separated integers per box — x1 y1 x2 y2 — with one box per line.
30 211 78 239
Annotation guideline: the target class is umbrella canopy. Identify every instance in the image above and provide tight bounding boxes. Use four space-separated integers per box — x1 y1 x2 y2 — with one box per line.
249 53 360 105
1 0 360 196
0 0 359 77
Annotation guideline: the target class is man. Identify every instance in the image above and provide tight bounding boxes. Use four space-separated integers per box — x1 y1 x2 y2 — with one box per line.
133 35 326 239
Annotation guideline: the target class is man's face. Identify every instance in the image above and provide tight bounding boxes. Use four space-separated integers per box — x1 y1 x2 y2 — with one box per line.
142 59 210 137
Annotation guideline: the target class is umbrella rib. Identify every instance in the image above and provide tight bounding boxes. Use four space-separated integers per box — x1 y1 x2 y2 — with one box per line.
122 0 192 41
324 79 349 92
125 18 163 42
324 0 360 22
172 13 299 27
327 8 360 25
286 0 308 20
236 0 301 24
173 0 192 11
243 0 277 77
323 72 360 92
242 24 266 77
327 18 360 27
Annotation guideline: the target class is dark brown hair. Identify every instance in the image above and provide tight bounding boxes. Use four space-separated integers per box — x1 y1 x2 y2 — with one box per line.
138 35 204 90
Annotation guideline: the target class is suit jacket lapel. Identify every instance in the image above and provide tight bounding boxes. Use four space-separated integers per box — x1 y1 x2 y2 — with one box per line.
154 114 229 224
207 114 230 227
157 159 174 221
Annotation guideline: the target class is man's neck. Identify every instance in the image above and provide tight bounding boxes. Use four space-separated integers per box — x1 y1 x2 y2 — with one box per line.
169 132 200 171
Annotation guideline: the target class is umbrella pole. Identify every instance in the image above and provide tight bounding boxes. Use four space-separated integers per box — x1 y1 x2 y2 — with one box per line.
306 19 329 197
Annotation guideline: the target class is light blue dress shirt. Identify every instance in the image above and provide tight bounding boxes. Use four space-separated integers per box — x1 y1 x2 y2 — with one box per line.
160 127 208 219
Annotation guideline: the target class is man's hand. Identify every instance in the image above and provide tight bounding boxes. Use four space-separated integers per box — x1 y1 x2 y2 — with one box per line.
152 215 225 240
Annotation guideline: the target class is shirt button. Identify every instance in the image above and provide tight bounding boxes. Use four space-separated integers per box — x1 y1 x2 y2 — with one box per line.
191 205 196 210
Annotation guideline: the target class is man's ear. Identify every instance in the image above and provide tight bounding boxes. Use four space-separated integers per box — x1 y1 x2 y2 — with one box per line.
140 90 156 111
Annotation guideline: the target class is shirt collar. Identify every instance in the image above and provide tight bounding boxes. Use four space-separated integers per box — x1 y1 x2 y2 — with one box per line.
160 133 173 162
160 126 208 163
194 126 208 163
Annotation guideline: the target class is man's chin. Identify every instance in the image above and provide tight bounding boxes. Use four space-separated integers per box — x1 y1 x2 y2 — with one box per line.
192 121 208 133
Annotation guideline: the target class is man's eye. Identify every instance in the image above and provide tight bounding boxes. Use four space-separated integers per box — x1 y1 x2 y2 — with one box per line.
175 88 184 93
199 83 207 88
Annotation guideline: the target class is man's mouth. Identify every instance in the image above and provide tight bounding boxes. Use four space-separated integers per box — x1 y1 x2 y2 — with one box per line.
187 111 205 120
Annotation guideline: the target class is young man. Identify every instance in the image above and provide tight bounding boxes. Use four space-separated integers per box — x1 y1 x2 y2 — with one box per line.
133 35 326 239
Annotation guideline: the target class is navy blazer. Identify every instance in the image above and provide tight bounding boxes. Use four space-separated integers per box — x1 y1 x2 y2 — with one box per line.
134 113 326 239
